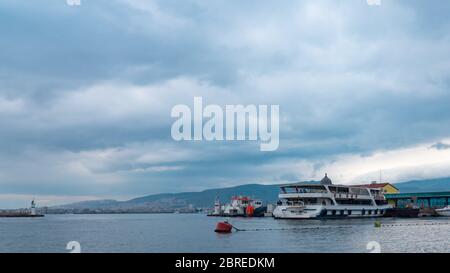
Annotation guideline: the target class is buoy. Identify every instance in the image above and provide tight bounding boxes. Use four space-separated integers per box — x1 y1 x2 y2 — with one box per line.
215 221 233 233
374 221 381 228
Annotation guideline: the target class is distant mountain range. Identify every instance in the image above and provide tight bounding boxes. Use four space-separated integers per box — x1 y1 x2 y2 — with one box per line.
52 177 450 211
392 177 450 193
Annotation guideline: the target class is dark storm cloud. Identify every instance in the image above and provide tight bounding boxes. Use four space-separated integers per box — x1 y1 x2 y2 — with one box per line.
1 0 450 205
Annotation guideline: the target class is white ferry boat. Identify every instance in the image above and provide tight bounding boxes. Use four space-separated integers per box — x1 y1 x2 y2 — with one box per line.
273 174 392 219
435 206 450 217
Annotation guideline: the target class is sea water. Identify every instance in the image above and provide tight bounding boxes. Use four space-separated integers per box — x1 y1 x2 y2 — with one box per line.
0 214 449 253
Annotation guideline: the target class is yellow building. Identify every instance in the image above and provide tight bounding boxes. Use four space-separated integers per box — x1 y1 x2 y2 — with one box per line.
363 183 399 194
356 183 400 206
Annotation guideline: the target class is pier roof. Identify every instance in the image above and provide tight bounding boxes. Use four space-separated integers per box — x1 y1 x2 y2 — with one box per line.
385 191 450 199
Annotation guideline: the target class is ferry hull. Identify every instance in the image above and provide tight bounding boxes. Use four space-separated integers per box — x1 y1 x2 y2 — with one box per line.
253 206 267 217
273 205 391 219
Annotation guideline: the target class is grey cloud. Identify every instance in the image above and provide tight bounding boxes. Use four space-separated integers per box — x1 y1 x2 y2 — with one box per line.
1 0 450 204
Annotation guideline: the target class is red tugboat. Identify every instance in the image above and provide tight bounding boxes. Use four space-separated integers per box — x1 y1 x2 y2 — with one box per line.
218 196 266 217
208 196 267 217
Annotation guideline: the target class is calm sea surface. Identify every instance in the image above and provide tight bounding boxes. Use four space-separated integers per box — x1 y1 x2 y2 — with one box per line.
0 214 449 253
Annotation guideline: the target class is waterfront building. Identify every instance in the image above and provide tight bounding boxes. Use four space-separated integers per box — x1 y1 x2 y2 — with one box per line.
385 191 450 208
355 183 399 194
354 183 400 206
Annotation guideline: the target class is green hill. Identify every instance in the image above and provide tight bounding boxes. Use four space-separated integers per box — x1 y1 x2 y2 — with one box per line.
55 177 450 210
394 177 450 193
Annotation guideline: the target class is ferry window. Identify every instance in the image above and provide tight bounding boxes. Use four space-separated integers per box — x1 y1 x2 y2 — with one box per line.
348 210 352 215
322 201 326 206
340 210 344 216
332 210 336 215
374 209 378 215
362 209 365 215
368 210 372 215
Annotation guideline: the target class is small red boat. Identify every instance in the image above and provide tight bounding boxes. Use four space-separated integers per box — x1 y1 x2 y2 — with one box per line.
214 221 233 233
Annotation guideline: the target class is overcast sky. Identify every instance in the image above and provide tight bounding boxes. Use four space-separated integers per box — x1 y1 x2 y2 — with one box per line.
1 0 450 208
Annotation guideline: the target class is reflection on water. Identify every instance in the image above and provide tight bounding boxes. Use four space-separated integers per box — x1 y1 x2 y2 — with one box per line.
0 214 449 253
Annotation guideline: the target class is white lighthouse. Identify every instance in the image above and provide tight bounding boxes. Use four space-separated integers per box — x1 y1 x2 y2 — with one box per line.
30 200 36 216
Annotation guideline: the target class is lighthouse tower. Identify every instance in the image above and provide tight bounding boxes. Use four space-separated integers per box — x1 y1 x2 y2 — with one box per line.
30 200 36 216
213 198 221 215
